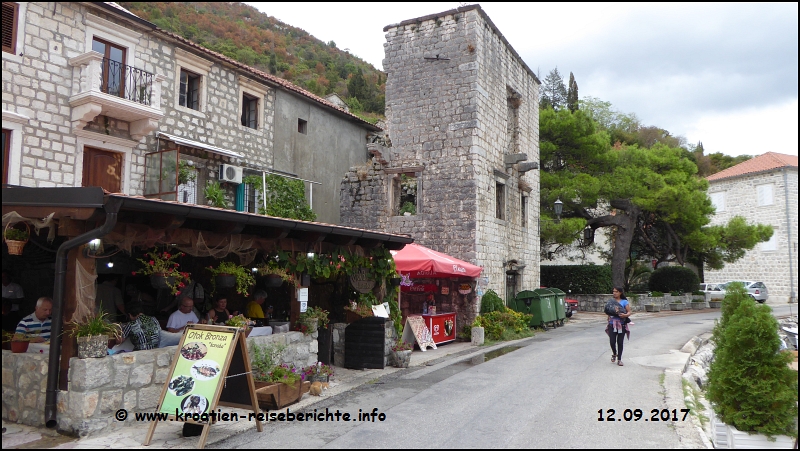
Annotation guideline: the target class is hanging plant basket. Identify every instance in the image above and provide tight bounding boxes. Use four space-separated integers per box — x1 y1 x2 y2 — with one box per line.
215 274 236 289
4 222 30 256
262 274 283 288
150 274 176 290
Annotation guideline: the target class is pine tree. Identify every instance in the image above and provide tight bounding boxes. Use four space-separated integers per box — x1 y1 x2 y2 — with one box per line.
540 67 568 110
567 72 579 112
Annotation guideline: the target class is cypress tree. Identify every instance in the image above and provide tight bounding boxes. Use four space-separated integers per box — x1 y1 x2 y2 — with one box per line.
706 293 798 438
567 72 579 112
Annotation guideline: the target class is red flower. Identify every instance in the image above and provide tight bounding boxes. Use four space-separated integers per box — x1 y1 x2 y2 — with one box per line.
163 253 171 258
175 263 180 267
149 260 155 266
178 282 185 288
131 271 136 276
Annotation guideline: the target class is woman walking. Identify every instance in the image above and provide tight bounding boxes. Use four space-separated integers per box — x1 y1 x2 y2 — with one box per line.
606 286 631 366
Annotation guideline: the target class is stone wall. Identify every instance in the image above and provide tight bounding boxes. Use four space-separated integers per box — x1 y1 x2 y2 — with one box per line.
571 293 699 312
1 332 316 436
342 5 540 300
705 169 798 303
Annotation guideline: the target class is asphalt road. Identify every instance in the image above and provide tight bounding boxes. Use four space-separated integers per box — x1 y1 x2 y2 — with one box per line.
211 305 796 449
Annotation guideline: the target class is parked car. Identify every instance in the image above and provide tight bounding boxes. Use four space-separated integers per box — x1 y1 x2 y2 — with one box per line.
699 283 726 300
720 281 769 303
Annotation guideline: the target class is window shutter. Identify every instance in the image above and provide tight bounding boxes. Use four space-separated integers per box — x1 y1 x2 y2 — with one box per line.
235 183 245 211
2 3 18 54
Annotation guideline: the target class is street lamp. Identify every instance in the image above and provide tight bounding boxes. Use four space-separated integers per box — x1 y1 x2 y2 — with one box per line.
554 198 563 222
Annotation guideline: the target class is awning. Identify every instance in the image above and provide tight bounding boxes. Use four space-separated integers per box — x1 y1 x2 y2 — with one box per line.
390 243 482 278
158 132 243 159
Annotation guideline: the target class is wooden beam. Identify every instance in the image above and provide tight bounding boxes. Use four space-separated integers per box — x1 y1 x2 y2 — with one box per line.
1 206 97 221
60 246 94 390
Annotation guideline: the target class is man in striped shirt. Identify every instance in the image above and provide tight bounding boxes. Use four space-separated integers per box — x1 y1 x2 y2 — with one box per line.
15 296 52 342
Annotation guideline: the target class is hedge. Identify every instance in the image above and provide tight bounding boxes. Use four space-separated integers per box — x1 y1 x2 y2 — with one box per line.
648 266 699 293
540 265 613 294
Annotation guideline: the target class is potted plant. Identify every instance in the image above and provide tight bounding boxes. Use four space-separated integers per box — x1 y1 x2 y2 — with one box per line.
669 302 685 311
470 317 485 346
256 260 297 288
177 160 197 185
132 248 190 295
303 361 334 383
225 314 254 336
344 300 374 323
204 180 229 209
644 303 661 312
4 222 30 256
68 310 122 359
254 363 310 410
250 342 286 386
4 331 36 353
391 339 413 368
207 261 256 296
297 306 329 335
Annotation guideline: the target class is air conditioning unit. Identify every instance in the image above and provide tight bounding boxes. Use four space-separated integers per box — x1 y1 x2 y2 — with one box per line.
219 164 243 184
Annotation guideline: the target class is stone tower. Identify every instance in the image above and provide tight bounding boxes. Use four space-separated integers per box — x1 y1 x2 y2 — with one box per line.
341 5 541 300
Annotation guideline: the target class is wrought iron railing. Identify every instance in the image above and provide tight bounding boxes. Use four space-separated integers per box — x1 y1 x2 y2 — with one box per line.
100 57 154 106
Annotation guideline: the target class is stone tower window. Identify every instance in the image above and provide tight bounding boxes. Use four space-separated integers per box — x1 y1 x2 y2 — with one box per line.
496 181 506 220
394 173 418 216
506 87 522 154
521 192 528 228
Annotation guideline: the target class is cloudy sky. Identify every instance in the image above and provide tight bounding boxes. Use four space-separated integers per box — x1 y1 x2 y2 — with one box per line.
247 2 798 157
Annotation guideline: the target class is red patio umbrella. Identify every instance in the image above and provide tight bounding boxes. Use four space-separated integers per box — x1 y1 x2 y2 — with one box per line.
390 243 483 278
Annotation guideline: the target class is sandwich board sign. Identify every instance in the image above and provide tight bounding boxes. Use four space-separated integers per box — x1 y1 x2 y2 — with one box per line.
401 314 437 351
143 324 262 449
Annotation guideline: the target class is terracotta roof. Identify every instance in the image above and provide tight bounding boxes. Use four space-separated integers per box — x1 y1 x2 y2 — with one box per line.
706 152 798 182
98 3 381 131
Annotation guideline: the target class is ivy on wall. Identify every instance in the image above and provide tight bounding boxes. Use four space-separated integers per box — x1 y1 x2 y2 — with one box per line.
243 174 316 221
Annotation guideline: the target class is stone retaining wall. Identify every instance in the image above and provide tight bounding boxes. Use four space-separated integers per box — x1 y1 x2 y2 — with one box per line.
1 331 316 436
571 293 701 312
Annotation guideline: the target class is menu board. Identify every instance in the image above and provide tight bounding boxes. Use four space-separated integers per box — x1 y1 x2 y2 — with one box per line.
401 315 437 351
160 328 234 416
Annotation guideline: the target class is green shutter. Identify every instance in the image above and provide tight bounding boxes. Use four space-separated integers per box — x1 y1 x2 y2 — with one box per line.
235 183 245 211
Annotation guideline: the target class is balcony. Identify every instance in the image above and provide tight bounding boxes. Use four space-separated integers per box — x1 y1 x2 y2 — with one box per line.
69 51 165 140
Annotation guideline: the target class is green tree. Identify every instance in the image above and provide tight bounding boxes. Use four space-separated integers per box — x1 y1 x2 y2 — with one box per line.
566 72 579 112
706 290 797 438
540 67 568 110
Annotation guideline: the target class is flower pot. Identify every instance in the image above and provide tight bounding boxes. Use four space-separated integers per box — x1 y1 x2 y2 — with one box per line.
255 380 310 410
709 301 722 309
389 277 402 287
150 274 176 290
346 310 369 324
262 274 283 288
4 222 29 255
669 303 684 311
215 274 236 289
691 302 706 310
392 349 412 368
77 334 109 359
10 340 29 353
644 304 661 312
471 326 485 346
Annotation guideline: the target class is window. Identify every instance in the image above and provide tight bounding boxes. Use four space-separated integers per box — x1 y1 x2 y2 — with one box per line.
757 184 774 206
761 233 777 252
2 129 9 185
82 147 123 193
179 69 200 110
496 181 506 220
92 37 127 98
2 2 18 54
710 192 725 212
243 182 261 213
520 193 528 228
143 149 178 201
394 173 417 216
298 118 308 134
241 93 259 129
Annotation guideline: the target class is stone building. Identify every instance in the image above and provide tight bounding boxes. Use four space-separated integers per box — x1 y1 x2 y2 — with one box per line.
2 1 378 224
704 152 798 303
341 5 541 306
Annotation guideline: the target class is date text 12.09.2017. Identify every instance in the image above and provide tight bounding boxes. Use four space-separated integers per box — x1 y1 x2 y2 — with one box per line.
598 408 690 422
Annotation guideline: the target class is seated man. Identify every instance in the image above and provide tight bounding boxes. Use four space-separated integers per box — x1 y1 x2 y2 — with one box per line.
15 296 52 342
166 296 199 333
245 290 268 319
116 301 160 351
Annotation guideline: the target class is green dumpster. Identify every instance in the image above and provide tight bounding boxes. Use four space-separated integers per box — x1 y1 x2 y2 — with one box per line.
548 288 567 325
514 290 557 330
533 288 560 328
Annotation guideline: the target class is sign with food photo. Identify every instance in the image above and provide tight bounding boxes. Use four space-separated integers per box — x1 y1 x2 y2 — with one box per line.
159 328 234 416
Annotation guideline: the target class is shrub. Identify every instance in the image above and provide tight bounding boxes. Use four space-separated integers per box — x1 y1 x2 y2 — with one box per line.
479 308 532 340
480 289 505 314
706 296 798 438
648 266 699 293
540 265 612 294
650 291 664 297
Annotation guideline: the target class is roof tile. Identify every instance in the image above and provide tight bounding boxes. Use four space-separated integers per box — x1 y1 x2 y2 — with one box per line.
706 152 798 181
